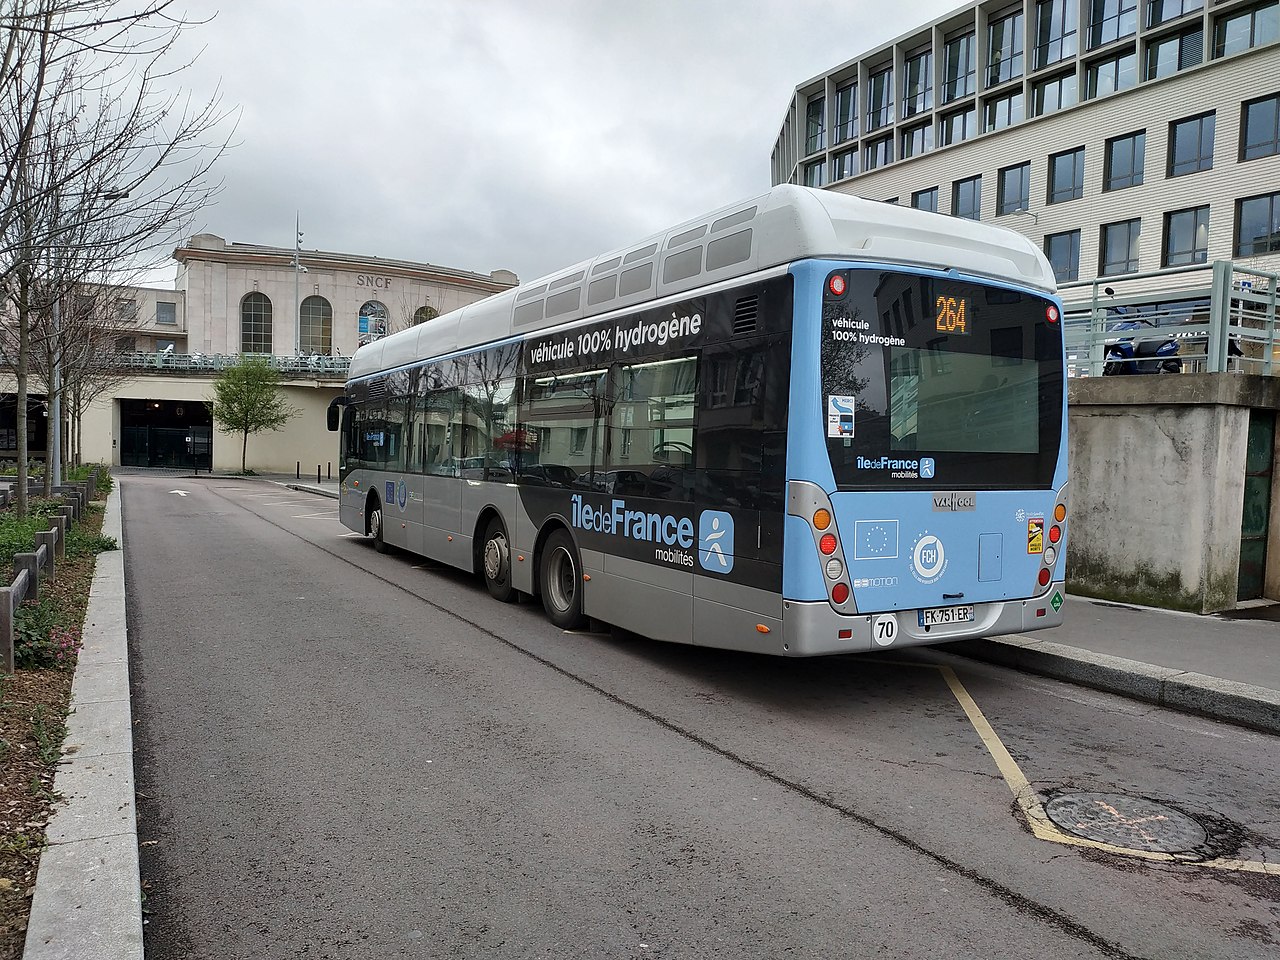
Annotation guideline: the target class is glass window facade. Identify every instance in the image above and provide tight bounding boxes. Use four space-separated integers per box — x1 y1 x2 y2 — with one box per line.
941 106 977 145
997 162 1032 215
1035 0 1080 68
1146 27 1204 79
1147 0 1202 29
1105 130 1146 189
1168 112 1215 176
1045 230 1082 282
912 187 939 212
953 175 982 220
1088 0 1138 48
943 31 976 102
240 292 273 353
806 95 826 154
1086 51 1139 97
804 159 826 187
901 122 934 158
1236 192 1280 255
1214 2 1280 58
1100 218 1142 275
835 81 858 142
904 48 933 117
1033 72 1078 116
833 148 858 180
987 8 1025 85
864 135 893 170
300 295 333 355
868 67 894 130
985 91 1024 131
1241 93 1280 160
1163 206 1210 266
1048 146 1085 203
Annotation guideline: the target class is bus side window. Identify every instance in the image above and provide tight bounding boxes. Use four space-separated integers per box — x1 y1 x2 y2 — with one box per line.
607 356 697 502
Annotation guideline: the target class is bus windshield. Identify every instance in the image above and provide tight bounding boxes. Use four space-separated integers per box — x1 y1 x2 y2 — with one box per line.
821 269 1063 490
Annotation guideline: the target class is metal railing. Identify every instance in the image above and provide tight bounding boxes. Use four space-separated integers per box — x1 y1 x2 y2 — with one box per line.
107 351 352 379
1061 261 1280 378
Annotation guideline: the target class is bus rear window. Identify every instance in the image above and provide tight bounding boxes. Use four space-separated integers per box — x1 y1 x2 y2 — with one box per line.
821 270 1063 490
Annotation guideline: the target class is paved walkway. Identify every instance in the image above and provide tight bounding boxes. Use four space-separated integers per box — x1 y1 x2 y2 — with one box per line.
21 472 1279 959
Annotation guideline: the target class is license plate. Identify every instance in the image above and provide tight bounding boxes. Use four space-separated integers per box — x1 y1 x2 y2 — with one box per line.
918 605 975 627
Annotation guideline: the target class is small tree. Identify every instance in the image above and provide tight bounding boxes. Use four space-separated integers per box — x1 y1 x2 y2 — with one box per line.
211 357 299 473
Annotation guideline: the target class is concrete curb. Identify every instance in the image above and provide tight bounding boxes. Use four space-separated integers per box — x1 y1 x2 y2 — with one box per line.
23 484 141 960
947 635 1280 735
280 482 338 500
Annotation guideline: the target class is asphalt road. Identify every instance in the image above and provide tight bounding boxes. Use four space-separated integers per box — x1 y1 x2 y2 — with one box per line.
123 475 1280 960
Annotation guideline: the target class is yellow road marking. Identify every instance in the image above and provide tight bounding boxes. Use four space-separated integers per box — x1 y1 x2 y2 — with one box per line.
887 659 1279 875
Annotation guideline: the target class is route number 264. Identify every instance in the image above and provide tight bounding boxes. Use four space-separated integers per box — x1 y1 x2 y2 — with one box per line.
936 296 968 334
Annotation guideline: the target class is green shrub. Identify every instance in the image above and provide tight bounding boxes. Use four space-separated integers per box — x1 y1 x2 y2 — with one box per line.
13 599 81 670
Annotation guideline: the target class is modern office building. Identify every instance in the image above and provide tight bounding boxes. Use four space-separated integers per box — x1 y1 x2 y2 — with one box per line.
770 0 1280 311
1 238 517 472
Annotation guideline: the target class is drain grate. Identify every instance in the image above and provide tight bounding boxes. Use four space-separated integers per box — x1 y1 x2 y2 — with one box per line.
1044 793 1208 853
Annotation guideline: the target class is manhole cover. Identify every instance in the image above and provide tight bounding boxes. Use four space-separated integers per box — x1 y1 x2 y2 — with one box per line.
1044 793 1208 853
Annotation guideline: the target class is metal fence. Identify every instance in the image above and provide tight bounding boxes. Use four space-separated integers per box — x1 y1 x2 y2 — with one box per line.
1060 261 1279 378
108 351 352 379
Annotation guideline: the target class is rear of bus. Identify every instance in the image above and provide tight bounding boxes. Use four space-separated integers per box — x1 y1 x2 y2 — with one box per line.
781 260 1068 655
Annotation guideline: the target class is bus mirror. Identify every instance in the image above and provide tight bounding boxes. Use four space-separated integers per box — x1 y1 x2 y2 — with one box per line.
326 406 340 431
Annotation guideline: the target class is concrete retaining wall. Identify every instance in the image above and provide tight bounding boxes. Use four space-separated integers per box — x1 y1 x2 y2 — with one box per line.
1068 374 1280 612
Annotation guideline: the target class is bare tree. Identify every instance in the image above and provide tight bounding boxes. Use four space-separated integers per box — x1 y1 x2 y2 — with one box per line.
0 0 235 512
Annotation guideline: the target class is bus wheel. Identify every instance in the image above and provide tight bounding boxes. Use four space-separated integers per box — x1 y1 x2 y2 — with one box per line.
482 518 516 603
540 529 587 630
370 498 388 553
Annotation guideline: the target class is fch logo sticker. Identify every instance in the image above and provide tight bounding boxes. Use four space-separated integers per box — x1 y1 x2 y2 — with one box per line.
698 511 734 574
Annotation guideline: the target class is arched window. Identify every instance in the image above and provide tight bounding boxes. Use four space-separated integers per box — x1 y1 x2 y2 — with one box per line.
413 305 439 326
241 292 272 353
359 300 388 343
300 295 333 355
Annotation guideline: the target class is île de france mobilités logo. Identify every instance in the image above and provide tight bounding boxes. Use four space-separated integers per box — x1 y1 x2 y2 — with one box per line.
910 531 947 584
698 511 734 574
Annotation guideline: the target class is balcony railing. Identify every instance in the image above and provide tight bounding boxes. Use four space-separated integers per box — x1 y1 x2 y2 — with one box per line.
1061 261 1280 378
108 352 352 379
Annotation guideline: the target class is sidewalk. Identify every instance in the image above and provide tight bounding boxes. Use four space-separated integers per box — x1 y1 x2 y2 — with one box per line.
948 595 1280 734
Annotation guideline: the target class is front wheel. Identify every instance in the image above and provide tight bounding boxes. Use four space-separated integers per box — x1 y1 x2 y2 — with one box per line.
540 529 587 630
482 518 516 603
370 498 388 553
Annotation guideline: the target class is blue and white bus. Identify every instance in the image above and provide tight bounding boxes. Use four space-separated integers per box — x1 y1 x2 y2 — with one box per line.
328 186 1068 655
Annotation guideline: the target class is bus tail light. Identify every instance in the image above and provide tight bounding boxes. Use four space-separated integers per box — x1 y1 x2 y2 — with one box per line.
812 508 832 530
819 533 838 555
1038 568 1051 587
1048 525 1061 544
831 583 850 604
1054 503 1066 522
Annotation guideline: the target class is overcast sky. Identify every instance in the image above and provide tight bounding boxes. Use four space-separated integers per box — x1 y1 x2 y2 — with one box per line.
166 0 961 286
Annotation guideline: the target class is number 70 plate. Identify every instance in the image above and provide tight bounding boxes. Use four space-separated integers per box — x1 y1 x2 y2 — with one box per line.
918 605 974 627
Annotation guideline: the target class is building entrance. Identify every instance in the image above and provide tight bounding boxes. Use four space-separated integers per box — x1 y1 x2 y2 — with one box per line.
120 398 213 470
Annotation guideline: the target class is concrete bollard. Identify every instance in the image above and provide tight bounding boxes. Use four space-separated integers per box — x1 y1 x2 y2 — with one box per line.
0 587 13 673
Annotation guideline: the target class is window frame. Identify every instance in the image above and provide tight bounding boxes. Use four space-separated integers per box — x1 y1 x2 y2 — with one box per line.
1235 191 1280 256
997 161 1032 216
1167 111 1216 177
952 175 982 221
1162 205 1210 267
1240 92 1280 161
1048 146 1085 204
1104 130 1146 190
1045 230 1082 282
1099 218 1143 276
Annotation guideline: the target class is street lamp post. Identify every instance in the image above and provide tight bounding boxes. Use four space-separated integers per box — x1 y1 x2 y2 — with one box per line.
292 214 307 358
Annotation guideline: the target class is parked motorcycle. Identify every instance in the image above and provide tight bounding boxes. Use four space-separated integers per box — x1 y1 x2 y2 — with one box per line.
1102 316 1182 375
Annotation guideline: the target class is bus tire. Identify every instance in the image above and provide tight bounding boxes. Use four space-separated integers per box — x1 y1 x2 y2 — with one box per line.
481 517 516 603
370 497 388 553
540 529 587 630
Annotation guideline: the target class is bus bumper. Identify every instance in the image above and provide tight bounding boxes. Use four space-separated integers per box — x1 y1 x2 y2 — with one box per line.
782 582 1067 656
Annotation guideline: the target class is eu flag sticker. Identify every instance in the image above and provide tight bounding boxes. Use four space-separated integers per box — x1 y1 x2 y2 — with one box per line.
854 520 899 560
698 511 734 574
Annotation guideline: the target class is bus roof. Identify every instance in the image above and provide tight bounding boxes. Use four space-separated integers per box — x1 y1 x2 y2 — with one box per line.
349 184 1056 381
